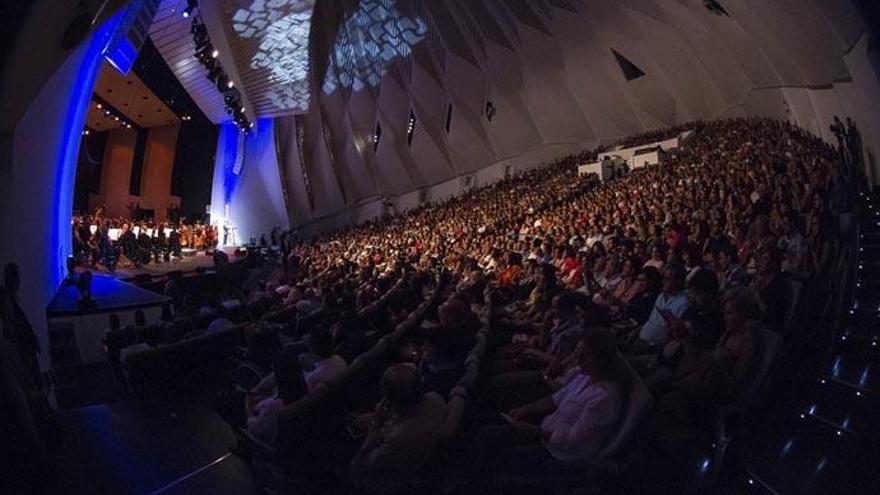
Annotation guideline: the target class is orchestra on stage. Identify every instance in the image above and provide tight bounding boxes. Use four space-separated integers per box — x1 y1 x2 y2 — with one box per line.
72 207 220 271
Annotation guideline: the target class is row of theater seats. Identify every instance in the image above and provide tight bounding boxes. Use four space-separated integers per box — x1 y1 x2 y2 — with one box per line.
487 240 851 494
115 270 413 403
694 231 858 490
234 271 497 493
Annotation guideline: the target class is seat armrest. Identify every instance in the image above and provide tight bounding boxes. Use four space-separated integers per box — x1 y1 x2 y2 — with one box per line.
237 427 279 460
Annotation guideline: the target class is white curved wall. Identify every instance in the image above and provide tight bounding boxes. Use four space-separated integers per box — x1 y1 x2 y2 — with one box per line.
210 119 290 245
287 0 879 236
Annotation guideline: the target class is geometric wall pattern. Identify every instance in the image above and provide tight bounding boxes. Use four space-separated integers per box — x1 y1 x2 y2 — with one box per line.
322 0 427 95
230 0 315 112
284 0 874 236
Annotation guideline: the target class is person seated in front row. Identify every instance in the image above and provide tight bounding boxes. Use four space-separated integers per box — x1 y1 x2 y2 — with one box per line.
490 293 610 410
471 329 625 485
246 350 308 445
300 324 348 392
648 286 763 450
349 363 465 492
119 323 163 378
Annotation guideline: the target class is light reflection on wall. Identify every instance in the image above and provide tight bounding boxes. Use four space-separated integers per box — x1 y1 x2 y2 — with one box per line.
231 0 314 111
323 0 427 95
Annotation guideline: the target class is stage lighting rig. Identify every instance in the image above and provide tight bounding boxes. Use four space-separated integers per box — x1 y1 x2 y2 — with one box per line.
187 0 251 132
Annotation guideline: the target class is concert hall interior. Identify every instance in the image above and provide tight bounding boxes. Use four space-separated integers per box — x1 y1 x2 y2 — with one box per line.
1 1 880 494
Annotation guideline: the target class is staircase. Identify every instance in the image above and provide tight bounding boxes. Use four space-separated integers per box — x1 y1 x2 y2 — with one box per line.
734 191 880 494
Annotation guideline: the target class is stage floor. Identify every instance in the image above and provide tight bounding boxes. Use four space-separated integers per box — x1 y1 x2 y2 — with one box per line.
48 274 171 317
84 247 241 281
61 399 258 495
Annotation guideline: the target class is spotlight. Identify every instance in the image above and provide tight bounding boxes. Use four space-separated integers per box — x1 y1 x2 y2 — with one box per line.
212 49 219 58
227 80 234 89
183 0 196 18
96 103 102 109
195 43 213 62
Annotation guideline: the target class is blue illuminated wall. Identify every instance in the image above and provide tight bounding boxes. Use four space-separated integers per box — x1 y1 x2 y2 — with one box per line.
210 119 290 245
0 12 125 371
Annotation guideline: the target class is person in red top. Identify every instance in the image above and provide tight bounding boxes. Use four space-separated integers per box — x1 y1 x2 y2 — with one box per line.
497 252 524 288
558 246 582 288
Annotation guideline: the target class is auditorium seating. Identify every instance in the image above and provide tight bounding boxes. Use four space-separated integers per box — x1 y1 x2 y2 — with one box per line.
86 118 863 493
236 273 497 493
123 323 249 402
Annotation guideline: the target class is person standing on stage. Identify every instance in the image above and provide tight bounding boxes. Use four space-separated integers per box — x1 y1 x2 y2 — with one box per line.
136 224 152 267
120 223 137 265
155 225 169 263
169 227 182 259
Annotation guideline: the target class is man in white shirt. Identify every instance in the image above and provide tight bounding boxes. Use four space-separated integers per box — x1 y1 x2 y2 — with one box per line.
247 350 307 444
349 364 453 492
472 329 624 483
632 265 688 350
300 325 348 392
296 289 322 318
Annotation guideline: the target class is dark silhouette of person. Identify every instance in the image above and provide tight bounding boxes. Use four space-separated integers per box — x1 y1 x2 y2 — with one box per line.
1 263 41 383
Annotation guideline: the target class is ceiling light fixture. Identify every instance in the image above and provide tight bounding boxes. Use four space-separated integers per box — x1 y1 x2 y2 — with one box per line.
189 6 251 132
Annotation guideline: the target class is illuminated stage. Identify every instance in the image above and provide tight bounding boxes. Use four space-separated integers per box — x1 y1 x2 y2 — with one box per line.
50 247 246 365
82 247 243 282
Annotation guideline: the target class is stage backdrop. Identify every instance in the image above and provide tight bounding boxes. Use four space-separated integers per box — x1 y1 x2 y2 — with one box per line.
210 118 290 245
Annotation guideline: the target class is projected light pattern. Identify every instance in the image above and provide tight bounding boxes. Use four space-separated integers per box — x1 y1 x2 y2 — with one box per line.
231 0 314 111
322 0 427 95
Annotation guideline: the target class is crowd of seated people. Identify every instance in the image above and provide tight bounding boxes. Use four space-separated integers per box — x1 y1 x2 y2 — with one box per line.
94 117 855 492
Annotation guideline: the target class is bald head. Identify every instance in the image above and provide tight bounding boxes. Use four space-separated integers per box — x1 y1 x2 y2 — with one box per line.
381 363 422 411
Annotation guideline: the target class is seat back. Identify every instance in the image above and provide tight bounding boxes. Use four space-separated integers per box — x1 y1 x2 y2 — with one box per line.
124 323 247 400
596 357 653 461
722 324 782 415
782 278 803 334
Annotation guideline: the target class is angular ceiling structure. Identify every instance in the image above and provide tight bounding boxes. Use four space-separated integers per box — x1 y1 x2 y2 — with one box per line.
282 0 870 231
144 0 876 233
151 0 317 122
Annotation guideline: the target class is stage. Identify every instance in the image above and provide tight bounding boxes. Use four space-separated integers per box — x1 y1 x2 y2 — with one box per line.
47 274 171 318
82 247 243 282
49 247 247 366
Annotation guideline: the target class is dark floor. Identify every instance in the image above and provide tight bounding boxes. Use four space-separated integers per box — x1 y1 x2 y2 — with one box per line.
55 361 120 409
60 399 259 495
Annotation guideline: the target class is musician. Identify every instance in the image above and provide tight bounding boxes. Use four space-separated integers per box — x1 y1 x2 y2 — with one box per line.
72 219 85 262
77 220 93 265
120 224 137 264
97 224 115 271
154 226 169 263
136 224 152 267
196 224 207 251
93 204 106 223
209 225 219 249
169 227 182 259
